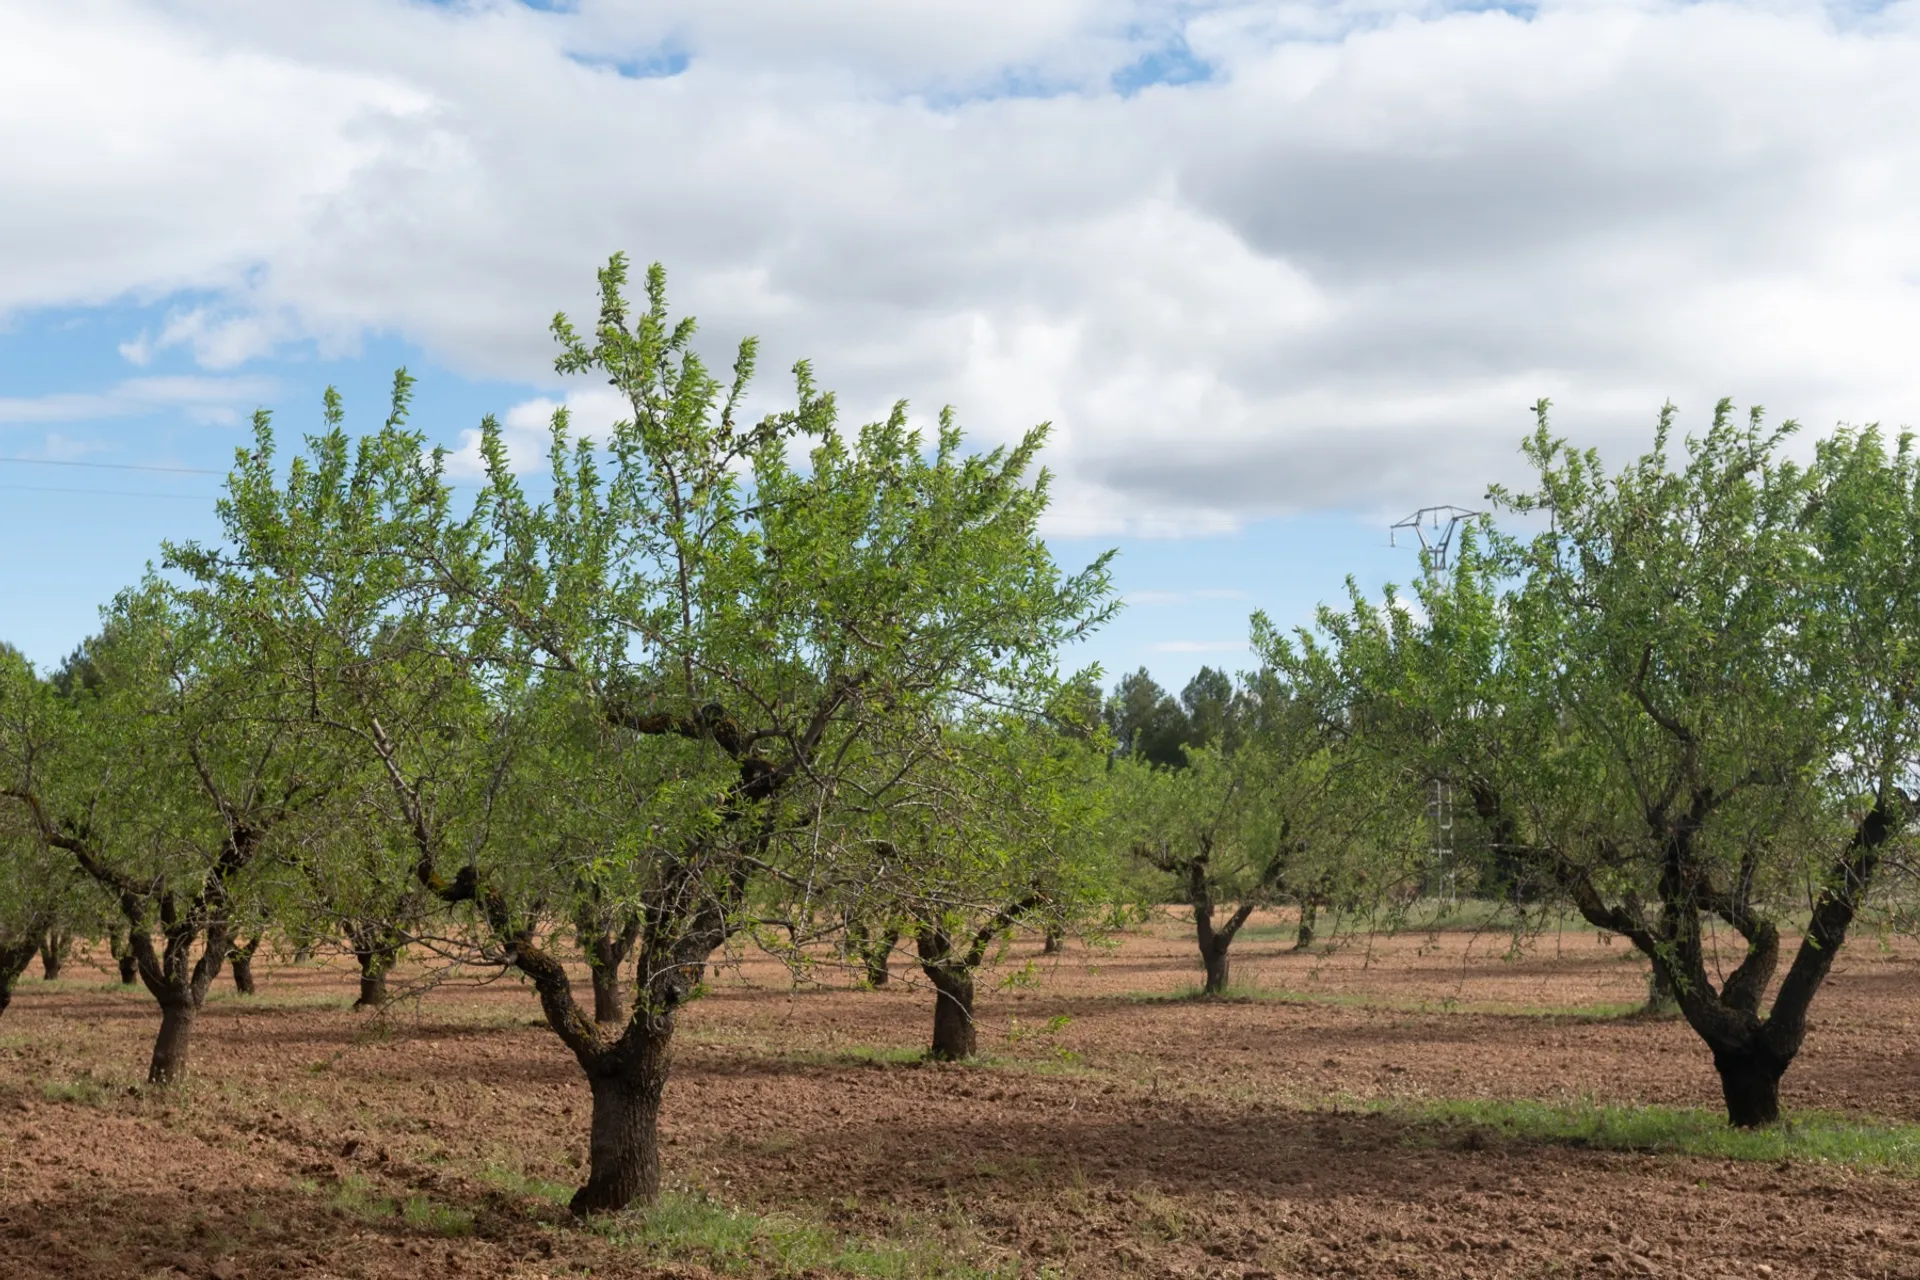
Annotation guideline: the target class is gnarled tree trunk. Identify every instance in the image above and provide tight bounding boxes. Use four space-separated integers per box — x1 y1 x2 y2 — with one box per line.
347 923 403 1010
126 917 231 1086
1189 851 1257 998
229 935 261 995
0 933 40 1017
578 910 641 1026
38 929 71 981
108 928 138 984
571 1017 673 1213
1293 899 1318 952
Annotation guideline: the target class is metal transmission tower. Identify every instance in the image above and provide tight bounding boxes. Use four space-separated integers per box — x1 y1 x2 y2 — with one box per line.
1390 504 1483 899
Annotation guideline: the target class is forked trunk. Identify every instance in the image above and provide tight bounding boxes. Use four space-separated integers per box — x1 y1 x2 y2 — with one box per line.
229 937 261 996
1713 1043 1788 1128
38 930 70 981
928 968 976 1060
149 1001 196 1085
352 940 397 1010
570 1025 672 1215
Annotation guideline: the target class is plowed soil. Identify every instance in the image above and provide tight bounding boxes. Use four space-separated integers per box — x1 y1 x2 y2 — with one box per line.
4 914 1920 1279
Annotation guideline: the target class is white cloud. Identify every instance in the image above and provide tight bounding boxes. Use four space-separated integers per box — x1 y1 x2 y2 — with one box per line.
6 1 1920 532
0 375 278 426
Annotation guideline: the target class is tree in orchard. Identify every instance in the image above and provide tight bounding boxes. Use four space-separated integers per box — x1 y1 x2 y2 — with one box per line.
1278 400 1920 1126
833 711 1111 1060
184 255 1113 1213
0 590 324 1082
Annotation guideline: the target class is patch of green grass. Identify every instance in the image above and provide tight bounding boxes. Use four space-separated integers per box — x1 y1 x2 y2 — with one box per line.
1131 981 1639 1020
402 1193 476 1237
39 1076 119 1106
476 1161 576 1206
301 1173 474 1236
596 1187 1008 1279
1392 1097 1920 1172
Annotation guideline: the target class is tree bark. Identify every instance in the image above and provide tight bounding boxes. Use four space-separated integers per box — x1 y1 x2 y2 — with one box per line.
1293 899 1318 951
1041 926 1064 955
149 1000 197 1085
847 921 898 989
0 934 39 1017
38 929 71 981
590 963 624 1026
928 968 976 1061
108 929 137 984
1713 1042 1787 1128
571 1023 672 1214
1642 960 1677 1016
229 936 261 996
348 927 401 1010
292 946 313 965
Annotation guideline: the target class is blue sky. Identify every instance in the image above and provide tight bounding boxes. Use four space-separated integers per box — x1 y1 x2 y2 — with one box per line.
5 1 1919 694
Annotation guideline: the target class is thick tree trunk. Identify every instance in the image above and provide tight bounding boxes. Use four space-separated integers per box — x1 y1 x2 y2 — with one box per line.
229 937 261 996
108 929 138 984
149 1001 197 1085
1643 961 1677 1016
1713 1043 1787 1128
1293 900 1318 952
1201 940 1231 996
351 937 398 1010
590 963 625 1026
0 935 38 1016
571 1027 672 1215
928 969 977 1060
38 929 71 981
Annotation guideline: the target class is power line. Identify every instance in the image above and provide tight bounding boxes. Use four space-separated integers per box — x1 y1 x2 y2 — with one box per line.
0 455 223 476
0 483 215 501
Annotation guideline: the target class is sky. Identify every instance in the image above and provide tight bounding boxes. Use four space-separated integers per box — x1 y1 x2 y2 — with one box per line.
4 0 1920 695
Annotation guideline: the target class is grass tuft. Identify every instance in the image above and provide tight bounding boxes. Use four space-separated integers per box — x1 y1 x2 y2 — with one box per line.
595 1187 1007 1278
1393 1097 1920 1171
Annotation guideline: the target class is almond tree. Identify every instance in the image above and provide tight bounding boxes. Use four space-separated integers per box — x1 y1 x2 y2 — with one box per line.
0 589 321 1081
181 256 1113 1212
1274 401 1920 1126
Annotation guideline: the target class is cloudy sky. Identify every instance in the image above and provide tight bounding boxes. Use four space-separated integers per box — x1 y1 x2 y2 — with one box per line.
4 0 1918 690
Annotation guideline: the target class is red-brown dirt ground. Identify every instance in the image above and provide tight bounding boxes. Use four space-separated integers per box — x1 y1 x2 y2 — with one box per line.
4 913 1920 1279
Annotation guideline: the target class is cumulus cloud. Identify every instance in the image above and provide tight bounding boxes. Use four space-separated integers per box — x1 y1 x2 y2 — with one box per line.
6 0 1920 532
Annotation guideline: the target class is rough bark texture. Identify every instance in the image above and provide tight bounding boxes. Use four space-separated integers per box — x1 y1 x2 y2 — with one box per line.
570 1023 672 1214
1189 850 1256 998
578 913 640 1026
108 930 137 984
846 920 899 989
149 1000 197 1085
229 936 261 996
1562 791 1904 1127
0 934 39 1017
927 968 977 1061
38 929 71 981
1643 961 1678 1017
348 926 402 1010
